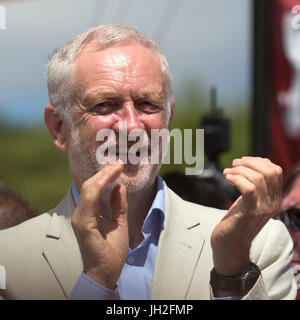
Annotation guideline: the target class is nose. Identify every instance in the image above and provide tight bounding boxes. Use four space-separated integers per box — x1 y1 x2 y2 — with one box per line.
114 102 143 132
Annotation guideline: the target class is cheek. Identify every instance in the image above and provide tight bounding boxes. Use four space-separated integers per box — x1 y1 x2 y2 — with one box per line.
142 113 165 132
83 115 116 138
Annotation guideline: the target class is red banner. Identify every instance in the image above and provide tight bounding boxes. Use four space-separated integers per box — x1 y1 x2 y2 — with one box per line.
270 0 300 173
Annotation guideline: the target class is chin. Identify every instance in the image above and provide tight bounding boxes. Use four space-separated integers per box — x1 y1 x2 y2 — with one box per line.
109 163 159 194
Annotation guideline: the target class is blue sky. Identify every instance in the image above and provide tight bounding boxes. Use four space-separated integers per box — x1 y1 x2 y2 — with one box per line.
0 0 251 125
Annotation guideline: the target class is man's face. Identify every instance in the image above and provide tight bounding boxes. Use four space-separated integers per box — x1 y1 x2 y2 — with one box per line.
66 43 170 193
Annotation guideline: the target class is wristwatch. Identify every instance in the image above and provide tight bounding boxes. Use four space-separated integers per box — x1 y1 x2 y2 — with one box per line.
210 262 261 296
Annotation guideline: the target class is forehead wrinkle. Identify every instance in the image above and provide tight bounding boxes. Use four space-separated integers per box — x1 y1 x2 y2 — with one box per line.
74 44 165 106
74 47 131 92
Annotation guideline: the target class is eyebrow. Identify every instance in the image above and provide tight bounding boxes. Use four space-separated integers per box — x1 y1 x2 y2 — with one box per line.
133 92 164 102
81 91 164 107
81 92 120 107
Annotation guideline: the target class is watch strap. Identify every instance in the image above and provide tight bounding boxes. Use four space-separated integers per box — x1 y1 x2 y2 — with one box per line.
210 262 261 296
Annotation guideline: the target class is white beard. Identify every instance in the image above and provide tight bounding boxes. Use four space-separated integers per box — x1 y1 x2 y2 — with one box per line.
67 126 160 195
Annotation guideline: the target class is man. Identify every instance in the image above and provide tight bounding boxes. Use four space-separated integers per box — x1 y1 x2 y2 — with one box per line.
0 182 35 230
0 24 296 300
278 161 300 299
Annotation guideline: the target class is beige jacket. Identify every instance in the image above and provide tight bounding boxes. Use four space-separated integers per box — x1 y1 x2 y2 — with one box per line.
0 183 296 300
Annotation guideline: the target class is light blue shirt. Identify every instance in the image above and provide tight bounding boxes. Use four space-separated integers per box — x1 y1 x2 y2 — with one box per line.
69 176 240 300
69 176 165 300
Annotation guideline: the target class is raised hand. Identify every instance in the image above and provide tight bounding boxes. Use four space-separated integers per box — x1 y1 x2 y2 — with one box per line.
71 162 128 289
211 157 283 276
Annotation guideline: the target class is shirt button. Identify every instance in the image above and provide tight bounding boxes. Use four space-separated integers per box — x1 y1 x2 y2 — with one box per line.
127 256 135 265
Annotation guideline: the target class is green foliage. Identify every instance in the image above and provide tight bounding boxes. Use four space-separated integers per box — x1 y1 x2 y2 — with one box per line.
0 126 72 213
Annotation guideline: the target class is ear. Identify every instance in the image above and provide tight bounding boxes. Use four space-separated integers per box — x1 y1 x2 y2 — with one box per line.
44 104 68 151
167 99 175 131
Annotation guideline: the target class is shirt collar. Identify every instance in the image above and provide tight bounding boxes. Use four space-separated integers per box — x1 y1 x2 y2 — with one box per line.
71 182 80 205
142 175 165 235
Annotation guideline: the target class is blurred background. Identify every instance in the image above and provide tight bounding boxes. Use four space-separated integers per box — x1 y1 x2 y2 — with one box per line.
0 0 297 214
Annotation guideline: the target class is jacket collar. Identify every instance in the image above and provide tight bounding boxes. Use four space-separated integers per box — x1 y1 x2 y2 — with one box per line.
42 188 83 298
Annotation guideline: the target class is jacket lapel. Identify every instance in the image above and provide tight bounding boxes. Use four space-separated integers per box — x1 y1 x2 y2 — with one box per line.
42 189 83 298
151 185 205 299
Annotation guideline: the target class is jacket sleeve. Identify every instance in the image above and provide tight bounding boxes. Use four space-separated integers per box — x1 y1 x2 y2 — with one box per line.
243 219 297 300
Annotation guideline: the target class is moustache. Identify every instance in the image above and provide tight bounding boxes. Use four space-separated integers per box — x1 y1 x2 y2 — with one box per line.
96 129 155 165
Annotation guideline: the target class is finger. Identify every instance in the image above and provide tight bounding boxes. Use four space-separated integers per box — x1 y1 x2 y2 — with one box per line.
232 157 282 200
232 157 282 179
232 157 272 172
76 162 124 219
224 173 256 203
223 165 267 197
263 158 283 191
84 161 123 188
110 184 128 224
81 162 123 198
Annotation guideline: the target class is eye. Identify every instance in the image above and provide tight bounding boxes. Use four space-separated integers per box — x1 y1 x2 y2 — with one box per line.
92 102 118 115
137 101 160 114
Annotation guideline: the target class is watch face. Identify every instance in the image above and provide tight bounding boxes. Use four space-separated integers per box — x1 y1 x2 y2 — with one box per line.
211 263 261 296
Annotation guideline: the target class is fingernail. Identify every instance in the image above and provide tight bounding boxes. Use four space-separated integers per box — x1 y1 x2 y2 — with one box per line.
232 158 240 165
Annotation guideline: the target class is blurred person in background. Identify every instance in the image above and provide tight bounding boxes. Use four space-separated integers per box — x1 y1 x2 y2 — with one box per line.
0 182 35 230
0 24 296 300
278 161 300 299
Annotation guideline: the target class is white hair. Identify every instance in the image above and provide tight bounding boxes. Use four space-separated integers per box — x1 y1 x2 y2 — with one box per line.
47 24 173 122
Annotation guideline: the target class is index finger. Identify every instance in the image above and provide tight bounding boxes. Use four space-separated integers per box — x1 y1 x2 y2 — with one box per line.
77 161 124 215
232 157 282 179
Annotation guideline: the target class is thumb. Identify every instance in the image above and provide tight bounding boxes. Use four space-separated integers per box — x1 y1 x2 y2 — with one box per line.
110 184 128 224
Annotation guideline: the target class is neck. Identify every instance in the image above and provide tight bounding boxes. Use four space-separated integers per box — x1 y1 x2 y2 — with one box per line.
126 178 157 248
